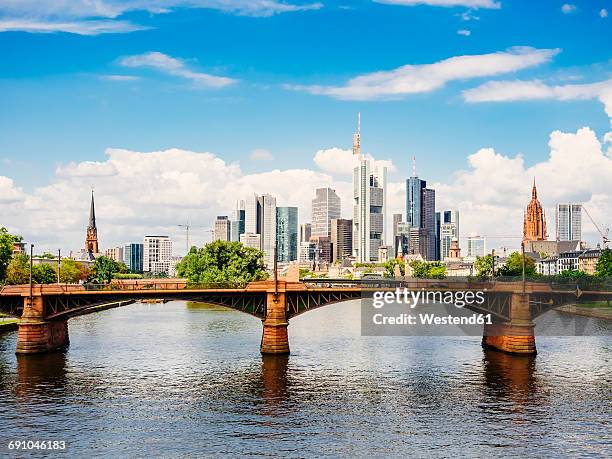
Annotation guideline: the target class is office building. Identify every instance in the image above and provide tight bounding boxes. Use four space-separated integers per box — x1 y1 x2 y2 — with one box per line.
104 246 124 262
406 157 436 260
310 235 332 268
245 194 261 235
276 207 298 262
240 233 261 250
143 236 173 275
331 218 353 262
124 243 144 273
556 203 582 242
312 188 341 238
213 216 231 242
439 210 460 260
230 200 245 242
299 241 315 263
242 193 277 266
392 213 402 258
467 236 486 258
352 114 387 262
299 223 312 243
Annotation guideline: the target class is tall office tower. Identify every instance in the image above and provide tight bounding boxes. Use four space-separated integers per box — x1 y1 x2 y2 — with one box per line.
213 216 231 242
143 236 173 275
230 200 245 242
311 188 341 237
409 227 429 258
396 222 411 256
259 194 277 266
124 243 144 273
439 210 460 260
405 157 436 260
331 218 353 262
392 213 402 257
523 179 547 244
299 223 312 243
276 207 298 262
467 236 486 258
310 235 332 267
245 193 261 235
352 114 387 262
556 203 582 241
435 212 441 261
104 246 124 262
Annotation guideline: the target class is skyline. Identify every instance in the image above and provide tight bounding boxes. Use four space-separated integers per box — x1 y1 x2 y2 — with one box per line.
1 0 611 253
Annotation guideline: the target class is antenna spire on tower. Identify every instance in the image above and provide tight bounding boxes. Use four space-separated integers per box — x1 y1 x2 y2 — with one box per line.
352 112 361 156
412 156 417 177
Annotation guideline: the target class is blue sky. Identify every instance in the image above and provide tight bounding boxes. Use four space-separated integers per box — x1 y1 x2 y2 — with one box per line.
0 0 611 252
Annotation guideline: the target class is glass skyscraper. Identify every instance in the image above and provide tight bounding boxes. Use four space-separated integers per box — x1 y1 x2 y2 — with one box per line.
276 207 298 262
124 243 144 273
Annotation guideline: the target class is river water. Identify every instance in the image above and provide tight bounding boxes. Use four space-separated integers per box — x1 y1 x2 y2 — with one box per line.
0 301 610 457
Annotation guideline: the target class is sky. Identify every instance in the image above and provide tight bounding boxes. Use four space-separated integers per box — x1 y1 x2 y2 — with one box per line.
0 0 611 255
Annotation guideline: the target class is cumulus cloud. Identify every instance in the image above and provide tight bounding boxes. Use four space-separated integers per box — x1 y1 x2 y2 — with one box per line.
119 51 237 88
561 4 577 14
374 0 500 8
0 0 322 34
286 47 559 100
313 147 396 175
0 176 24 204
457 29 471 36
250 148 274 161
601 9 609 18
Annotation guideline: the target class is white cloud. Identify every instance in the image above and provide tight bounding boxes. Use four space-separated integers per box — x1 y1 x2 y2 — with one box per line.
100 75 140 81
119 51 237 88
313 147 396 175
457 29 471 36
601 8 609 18
250 148 274 161
374 0 500 8
0 1 323 34
286 47 559 100
0 176 24 204
462 79 612 125
561 3 577 14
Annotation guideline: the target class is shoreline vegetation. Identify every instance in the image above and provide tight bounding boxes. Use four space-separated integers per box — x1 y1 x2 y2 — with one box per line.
557 303 612 320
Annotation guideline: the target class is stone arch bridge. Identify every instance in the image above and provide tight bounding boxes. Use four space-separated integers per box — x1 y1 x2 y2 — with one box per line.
0 279 609 356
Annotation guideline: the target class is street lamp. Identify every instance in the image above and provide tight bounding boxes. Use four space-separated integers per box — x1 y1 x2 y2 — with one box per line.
29 243 34 301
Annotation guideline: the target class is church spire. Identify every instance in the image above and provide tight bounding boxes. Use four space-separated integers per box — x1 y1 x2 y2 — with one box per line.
85 188 99 256
532 177 537 200
89 188 96 229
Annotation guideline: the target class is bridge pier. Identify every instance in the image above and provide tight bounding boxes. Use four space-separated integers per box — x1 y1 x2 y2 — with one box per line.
261 290 290 355
16 296 69 354
482 293 536 355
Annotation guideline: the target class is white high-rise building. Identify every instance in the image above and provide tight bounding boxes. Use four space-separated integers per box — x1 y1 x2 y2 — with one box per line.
351 113 387 263
143 236 173 275
245 194 260 235
259 194 277 266
213 216 231 241
311 188 341 237
104 246 124 262
440 210 460 260
467 235 486 258
556 204 582 241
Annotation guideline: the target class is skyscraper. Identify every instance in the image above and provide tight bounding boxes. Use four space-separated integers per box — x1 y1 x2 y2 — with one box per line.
331 218 353 262
392 213 402 258
439 210 460 260
230 200 245 242
556 203 582 241
523 179 547 244
352 114 387 262
143 236 173 275
245 194 260 235
405 158 436 260
311 188 341 237
276 207 298 262
259 194 277 266
467 236 486 258
299 223 312 243
124 243 144 273
213 216 231 241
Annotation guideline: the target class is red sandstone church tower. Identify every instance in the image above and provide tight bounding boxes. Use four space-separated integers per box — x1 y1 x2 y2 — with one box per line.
85 190 99 256
523 179 547 244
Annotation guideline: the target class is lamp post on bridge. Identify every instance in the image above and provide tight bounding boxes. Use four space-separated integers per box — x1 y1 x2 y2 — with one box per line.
29 243 33 302
57 248 61 284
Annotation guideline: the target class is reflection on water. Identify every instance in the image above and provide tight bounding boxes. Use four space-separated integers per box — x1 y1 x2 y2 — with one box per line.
0 301 610 457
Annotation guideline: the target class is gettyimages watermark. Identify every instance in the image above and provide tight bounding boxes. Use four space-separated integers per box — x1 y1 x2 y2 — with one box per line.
360 287 612 337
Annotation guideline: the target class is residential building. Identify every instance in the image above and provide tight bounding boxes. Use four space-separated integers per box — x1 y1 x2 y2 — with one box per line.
352 114 387 262
299 223 312 243
312 188 341 238
213 215 231 242
143 236 173 275
523 179 547 244
105 246 124 262
276 207 298 262
467 236 486 258
578 249 601 275
557 251 581 272
330 218 353 262
124 243 144 273
556 203 582 242
537 256 558 276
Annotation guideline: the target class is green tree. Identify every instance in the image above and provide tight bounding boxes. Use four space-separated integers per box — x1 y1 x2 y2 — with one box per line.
474 254 494 277
176 240 268 285
384 258 405 278
498 251 536 277
408 260 446 279
0 227 18 283
595 248 612 277
5 254 30 285
58 259 89 283
90 256 122 284
33 263 56 284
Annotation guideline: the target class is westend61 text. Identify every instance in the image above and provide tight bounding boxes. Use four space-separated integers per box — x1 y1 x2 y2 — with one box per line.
372 288 486 309
372 313 493 326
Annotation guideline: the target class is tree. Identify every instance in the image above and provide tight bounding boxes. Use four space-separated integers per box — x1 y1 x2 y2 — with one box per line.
33 263 56 284
5 254 30 285
498 251 536 277
58 259 89 283
384 258 405 278
176 240 268 285
90 256 122 284
595 248 612 277
408 260 446 279
0 227 18 283
474 254 494 277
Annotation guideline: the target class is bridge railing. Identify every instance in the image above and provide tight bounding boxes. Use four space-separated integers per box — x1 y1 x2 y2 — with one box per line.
45 281 248 293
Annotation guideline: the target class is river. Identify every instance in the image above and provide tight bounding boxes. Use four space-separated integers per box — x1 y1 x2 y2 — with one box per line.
0 301 610 457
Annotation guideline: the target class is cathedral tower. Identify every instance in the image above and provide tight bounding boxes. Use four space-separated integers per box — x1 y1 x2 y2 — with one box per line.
523 179 547 245
85 190 99 255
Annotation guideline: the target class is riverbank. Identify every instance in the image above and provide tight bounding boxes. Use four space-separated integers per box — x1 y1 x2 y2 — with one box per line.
0 317 18 333
557 304 612 320
72 300 136 317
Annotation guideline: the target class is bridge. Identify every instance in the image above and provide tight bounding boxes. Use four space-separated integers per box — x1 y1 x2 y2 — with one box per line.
1 278 610 356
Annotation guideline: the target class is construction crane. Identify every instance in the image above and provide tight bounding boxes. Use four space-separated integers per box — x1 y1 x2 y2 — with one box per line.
178 224 210 254
582 206 610 248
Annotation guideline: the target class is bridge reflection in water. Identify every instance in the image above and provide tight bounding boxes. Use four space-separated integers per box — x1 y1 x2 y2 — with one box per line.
1 278 610 357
